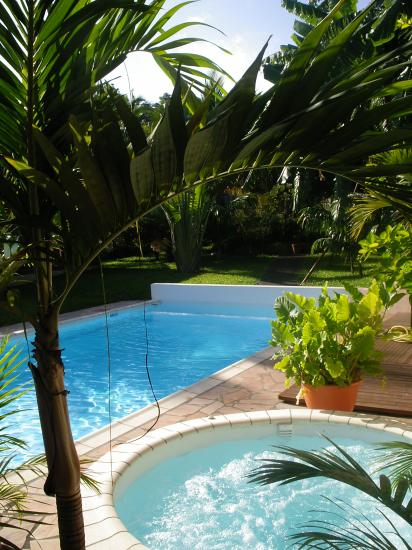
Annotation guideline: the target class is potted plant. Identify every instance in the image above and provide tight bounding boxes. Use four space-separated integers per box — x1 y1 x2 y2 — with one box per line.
270 281 385 411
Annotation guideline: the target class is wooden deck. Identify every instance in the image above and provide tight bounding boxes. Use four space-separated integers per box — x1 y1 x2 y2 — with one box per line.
279 340 412 416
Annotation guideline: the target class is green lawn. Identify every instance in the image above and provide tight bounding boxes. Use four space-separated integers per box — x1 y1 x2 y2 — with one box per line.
1 254 377 326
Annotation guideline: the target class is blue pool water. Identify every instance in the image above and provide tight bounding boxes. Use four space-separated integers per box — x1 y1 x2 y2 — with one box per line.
8 302 272 458
116 433 412 550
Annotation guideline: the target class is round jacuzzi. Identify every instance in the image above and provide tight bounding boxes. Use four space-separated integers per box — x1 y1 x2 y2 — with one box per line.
87 411 412 549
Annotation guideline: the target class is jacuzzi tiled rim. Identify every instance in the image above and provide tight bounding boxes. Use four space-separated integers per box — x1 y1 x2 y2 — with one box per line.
81 409 412 549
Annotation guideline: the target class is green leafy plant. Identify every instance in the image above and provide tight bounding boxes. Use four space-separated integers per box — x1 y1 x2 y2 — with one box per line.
163 184 214 274
0 335 99 548
0 336 48 548
359 223 412 329
271 281 385 388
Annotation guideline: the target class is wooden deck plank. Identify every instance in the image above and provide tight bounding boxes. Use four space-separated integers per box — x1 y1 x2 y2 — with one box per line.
279 341 412 416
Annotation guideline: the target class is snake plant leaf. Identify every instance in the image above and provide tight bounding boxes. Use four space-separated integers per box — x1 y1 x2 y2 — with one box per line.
130 148 155 207
150 75 186 197
184 40 269 182
68 115 115 234
4 159 74 223
4 157 97 257
184 114 230 183
259 0 347 128
91 105 133 222
32 127 104 239
185 93 213 137
114 95 147 155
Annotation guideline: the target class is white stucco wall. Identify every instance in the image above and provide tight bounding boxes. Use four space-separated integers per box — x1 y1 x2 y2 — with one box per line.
151 283 345 306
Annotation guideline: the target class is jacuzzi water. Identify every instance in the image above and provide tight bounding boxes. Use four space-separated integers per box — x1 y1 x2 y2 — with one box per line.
115 433 412 550
8 301 272 459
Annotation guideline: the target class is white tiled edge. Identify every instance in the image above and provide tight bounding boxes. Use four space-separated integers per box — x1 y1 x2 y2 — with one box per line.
73 409 412 550
1 299 149 337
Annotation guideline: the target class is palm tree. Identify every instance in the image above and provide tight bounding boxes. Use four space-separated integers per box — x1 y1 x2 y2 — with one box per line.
248 436 412 549
1 1 412 547
163 184 214 273
0 1 229 547
298 177 363 282
161 74 224 272
264 0 412 243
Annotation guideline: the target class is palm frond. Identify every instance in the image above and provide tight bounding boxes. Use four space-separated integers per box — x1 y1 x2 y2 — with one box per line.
373 441 412 491
349 192 401 239
247 436 412 526
0 0 229 159
290 499 412 550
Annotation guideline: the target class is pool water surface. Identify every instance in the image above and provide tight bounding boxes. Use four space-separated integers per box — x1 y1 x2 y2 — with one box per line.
115 433 412 550
9 302 272 458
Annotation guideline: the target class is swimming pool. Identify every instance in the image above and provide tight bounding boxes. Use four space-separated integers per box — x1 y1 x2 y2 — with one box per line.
9 301 273 458
112 414 412 550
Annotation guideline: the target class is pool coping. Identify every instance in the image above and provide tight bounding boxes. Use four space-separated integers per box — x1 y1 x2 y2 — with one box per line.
75 346 274 452
79 409 412 549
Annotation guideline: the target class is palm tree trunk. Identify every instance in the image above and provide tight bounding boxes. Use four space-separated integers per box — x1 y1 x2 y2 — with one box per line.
30 309 85 550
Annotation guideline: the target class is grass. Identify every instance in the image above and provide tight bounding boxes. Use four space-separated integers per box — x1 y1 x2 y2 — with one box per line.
0 254 377 327
261 255 377 288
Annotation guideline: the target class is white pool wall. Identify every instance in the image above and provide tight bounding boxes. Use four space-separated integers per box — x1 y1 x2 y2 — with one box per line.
150 283 346 305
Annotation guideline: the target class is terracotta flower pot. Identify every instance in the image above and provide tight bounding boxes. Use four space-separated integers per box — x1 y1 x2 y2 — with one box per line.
302 380 362 412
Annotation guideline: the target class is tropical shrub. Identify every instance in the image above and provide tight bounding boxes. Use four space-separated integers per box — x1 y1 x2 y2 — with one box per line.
0 336 99 548
359 224 412 327
270 281 385 387
163 185 214 273
0 337 47 549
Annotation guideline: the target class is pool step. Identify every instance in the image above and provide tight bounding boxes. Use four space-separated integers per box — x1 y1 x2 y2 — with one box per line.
277 423 293 437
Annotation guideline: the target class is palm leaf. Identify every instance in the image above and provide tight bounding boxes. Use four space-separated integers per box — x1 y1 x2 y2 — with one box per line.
290 499 412 549
6 3 412 305
0 0 229 159
247 436 412 526
373 441 412 491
